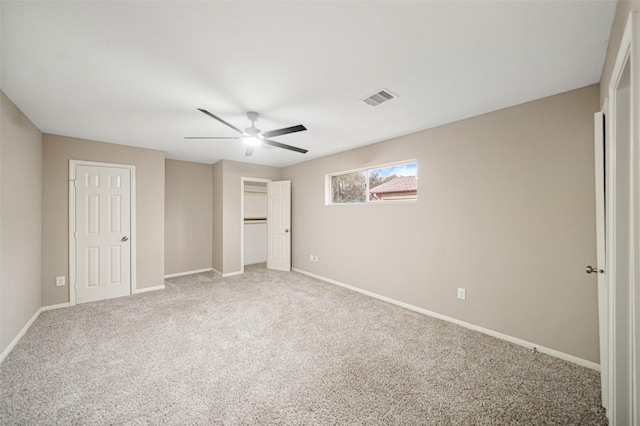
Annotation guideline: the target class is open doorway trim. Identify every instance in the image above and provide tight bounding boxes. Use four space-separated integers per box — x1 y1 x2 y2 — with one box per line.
604 11 638 424
240 177 272 274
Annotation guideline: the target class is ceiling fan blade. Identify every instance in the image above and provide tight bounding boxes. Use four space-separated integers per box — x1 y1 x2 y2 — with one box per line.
184 136 240 140
245 146 255 157
264 139 308 154
197 108 242 134
261 124 307 138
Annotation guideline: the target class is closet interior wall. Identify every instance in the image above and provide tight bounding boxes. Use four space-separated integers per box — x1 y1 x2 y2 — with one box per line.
243 181 268 266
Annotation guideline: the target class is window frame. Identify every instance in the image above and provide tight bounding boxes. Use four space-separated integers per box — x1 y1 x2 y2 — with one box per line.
325 160 418 205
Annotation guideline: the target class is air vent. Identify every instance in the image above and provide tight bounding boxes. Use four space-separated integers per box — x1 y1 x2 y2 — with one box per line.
361 89 397 107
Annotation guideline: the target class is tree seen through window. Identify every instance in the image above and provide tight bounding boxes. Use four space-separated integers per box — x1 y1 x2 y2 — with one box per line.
329 161 417 204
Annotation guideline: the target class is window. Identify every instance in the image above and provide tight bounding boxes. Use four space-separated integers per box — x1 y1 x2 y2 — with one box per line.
328 161 417 204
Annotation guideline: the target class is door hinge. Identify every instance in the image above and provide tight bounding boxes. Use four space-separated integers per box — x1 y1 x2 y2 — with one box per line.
74 232 78 239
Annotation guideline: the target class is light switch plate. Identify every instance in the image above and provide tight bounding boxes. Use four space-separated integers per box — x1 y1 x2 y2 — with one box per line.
457 288 466 300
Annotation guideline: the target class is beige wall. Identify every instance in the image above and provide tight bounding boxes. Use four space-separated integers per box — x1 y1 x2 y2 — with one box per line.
42 134 165 306
600 1 640 104
212 161 224 273
0 92 42 354
165 159 212 275
212 160 281 274
282 85 601 363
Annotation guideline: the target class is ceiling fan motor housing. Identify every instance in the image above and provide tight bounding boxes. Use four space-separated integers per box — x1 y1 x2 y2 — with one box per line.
244 111 262 137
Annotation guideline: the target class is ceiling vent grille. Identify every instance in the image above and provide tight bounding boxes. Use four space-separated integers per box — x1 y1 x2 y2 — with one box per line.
361 89 397 107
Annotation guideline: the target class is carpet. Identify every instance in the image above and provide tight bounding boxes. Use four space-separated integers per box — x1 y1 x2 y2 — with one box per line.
0 264 607 425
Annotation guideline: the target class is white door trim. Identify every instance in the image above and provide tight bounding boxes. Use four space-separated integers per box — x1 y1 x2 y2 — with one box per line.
69 160 137 306
240 177 271 274
605 11 638 424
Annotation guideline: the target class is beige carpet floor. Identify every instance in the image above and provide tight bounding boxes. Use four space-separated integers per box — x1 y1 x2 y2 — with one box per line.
1 265 607 425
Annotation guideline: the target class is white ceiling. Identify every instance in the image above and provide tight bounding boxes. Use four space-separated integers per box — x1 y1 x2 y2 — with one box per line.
1 1 617 167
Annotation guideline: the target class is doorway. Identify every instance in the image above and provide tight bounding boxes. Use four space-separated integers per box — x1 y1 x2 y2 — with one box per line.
69 160 136 305
240 178 292 273
241 178 270 272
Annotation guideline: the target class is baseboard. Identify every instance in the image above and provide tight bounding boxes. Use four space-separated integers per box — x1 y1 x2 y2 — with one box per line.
210 267 241 278
3 269 599 371
41 303 70 311
135 284 165 294
0 307 42 365
164 268 213 279
1 287 161 365
292 268 600 371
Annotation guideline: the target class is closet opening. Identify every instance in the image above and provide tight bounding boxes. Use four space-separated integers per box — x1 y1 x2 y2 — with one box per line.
241 178 271 273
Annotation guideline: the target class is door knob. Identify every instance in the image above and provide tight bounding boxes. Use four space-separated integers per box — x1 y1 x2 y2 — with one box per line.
285 229 290 233
121 236 129 242
586 265 604 274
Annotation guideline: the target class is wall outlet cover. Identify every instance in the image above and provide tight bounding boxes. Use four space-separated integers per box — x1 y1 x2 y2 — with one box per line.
457 288 466 300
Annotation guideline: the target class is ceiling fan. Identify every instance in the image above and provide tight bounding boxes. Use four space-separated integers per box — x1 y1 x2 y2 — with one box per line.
186 109 308 157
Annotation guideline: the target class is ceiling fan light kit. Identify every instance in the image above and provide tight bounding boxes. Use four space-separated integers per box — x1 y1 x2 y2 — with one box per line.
242 112 263 146
242 135 263 146
189 109 308 157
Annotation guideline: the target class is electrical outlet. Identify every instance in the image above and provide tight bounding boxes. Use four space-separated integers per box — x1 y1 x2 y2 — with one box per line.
457 288 466 300
310 254 314 262
313 256 318 263
56 276 66 287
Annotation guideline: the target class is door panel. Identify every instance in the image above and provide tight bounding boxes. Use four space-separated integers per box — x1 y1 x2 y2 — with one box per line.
267 181 291 272
75 165 131 303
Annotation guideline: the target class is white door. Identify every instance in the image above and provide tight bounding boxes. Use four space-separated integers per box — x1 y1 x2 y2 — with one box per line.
267 180 291 272
75 165 132 304
593 111 608 408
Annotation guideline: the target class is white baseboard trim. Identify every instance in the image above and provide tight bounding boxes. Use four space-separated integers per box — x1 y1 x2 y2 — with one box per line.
0 307 42 365
135 284 165 294
210 267 241 278
164 268 213 279
41 303 70 311
1 284 164 364
292 268 600 371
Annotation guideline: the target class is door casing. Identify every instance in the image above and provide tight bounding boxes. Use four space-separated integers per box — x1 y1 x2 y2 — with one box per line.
604 11 638 425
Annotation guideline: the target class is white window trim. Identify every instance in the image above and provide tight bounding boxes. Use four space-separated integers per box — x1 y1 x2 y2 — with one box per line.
325 159 418 205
